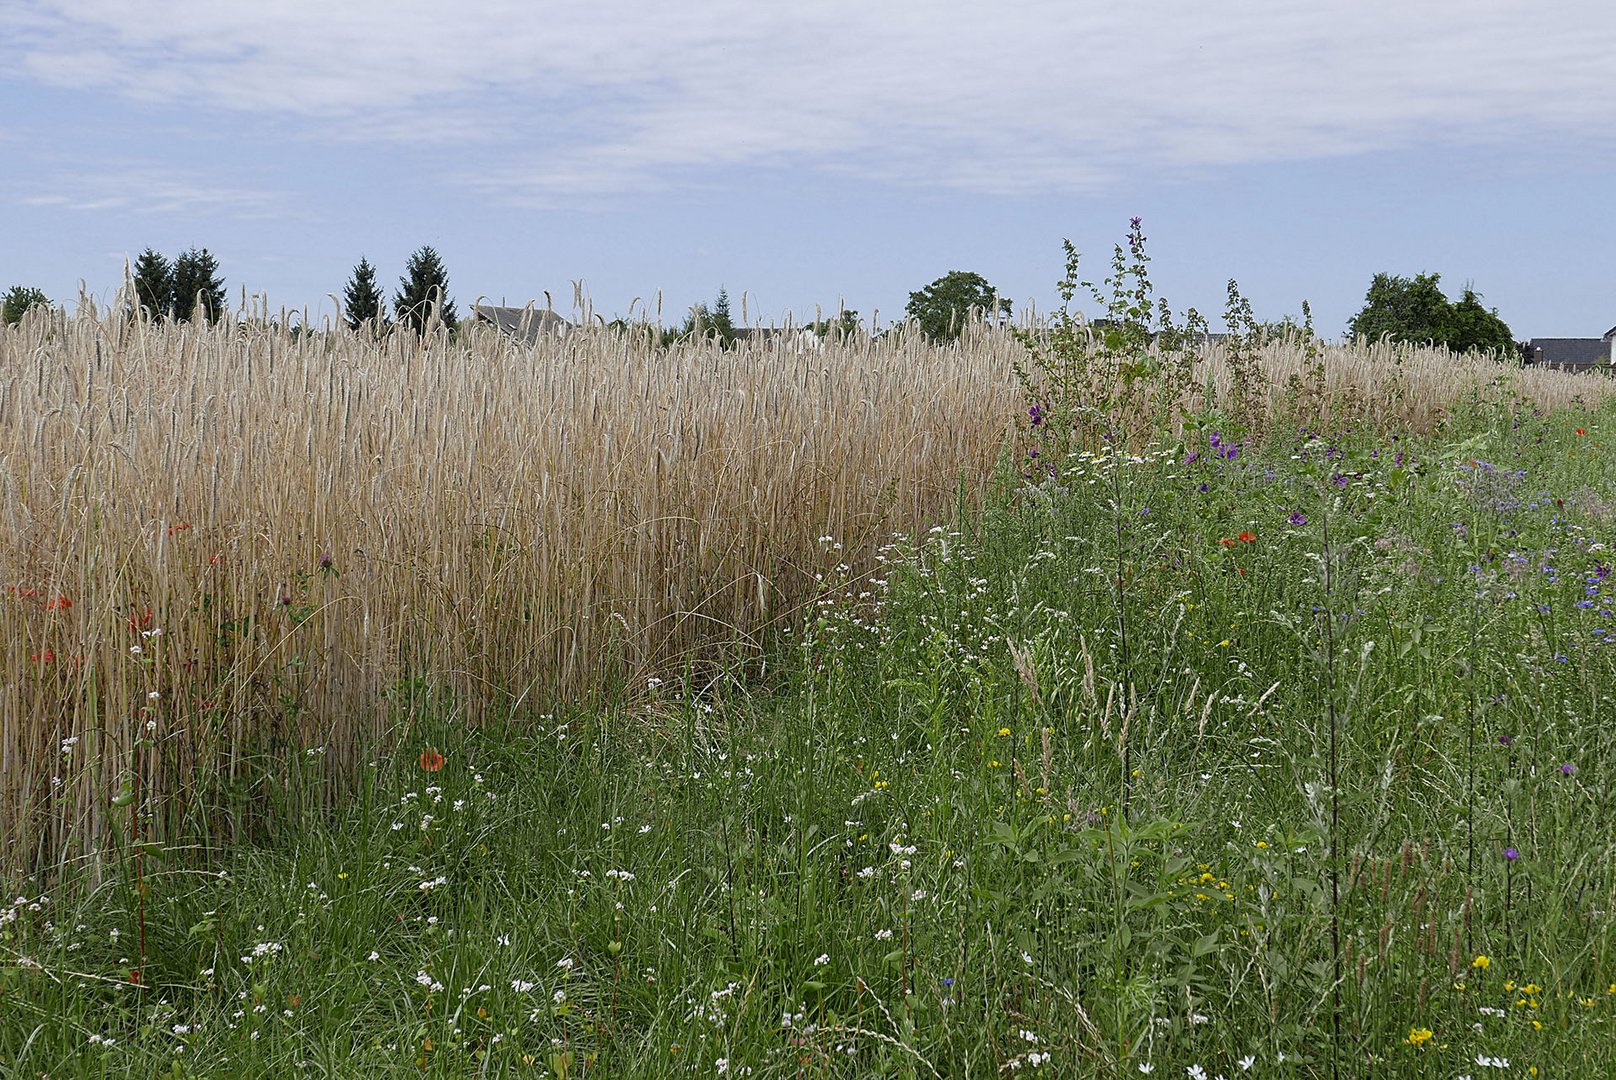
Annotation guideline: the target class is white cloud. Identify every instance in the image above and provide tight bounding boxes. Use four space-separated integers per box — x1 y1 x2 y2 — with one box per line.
10 0 1616 198
12 167 285 217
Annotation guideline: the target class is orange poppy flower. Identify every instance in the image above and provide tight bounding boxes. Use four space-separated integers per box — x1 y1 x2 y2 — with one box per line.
418 749 445 772
1220 538 1237 547
1238 531 1256 543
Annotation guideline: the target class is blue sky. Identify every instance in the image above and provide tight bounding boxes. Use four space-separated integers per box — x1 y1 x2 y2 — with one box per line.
3 0 1614 339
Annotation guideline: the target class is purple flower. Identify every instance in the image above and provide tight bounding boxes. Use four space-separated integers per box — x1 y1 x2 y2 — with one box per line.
1504 847 1519 861
319 551 333 570
1498 734 1513 746
1028 403 1044 427
1287 512 1307 527
1561 763 1577 776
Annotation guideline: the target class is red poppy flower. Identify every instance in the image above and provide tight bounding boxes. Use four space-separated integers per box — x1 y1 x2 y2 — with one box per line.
1238 531 1256 543
1219 538 1237 548
31 650 54 663
128 968 142 985
45 596 72 611
418 749 445 772
1576 428 1587 436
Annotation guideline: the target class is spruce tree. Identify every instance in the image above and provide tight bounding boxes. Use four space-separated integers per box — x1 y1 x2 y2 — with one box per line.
131 248 173 321
342 256 387 332
711 287 737 349
394 246 457 334
172 248 227 324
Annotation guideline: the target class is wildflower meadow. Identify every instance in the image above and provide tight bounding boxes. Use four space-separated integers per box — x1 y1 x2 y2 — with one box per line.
4 227 1616 1077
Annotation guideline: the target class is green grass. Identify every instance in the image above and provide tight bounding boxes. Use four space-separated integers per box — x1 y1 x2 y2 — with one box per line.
6 386 1616 1078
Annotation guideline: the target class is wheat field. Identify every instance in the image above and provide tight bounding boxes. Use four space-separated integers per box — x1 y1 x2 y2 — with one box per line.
1 305 1608 870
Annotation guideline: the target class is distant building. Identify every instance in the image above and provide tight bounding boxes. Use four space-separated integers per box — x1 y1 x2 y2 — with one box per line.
1521 334 1616 372
471 303 572 343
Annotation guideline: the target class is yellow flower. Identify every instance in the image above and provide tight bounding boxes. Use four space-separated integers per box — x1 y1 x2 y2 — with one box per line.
989 760 1001 769
1254 841 1269 849
1471 955 1490 969
998 727 1011 737
1405 1027 1434 1048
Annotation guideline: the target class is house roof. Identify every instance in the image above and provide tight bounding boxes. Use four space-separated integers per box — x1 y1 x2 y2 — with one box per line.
470 303 572 343
1525 338 1611 367
1604 325 1616 341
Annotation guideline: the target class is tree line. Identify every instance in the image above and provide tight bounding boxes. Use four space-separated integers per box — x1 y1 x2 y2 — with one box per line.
3 242 1523 359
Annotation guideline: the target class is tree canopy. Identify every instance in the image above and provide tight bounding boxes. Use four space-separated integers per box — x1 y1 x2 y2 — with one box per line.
394 246 457 334
172 248 227 324
342 256 388 332
131 248 173 321
678 288 738 348
2 285 50 326
905 271 1010 342
1346 272 1513 356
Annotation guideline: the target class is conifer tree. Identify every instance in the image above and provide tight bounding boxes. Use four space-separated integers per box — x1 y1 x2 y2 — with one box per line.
131 248 173 321
342 256 388 332
2 286 50 326
394 246 457 334
711 287 737 349
172 248 227 323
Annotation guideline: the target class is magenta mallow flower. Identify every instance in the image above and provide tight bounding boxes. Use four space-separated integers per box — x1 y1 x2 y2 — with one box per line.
1561 763 1577 776
1504 847 1519 861
1287 511 1308 526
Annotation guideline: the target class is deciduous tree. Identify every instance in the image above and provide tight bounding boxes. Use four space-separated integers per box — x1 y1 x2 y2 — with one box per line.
905 270 1010 342
1346 272 1513 356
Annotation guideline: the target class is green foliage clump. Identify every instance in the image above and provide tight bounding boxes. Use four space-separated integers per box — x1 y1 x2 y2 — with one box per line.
905 270 1010 342
678 287 738 348
393 246 457 334
172 248 228 324
130 247 227 323
341 256 388 333
2 285 49 326
1347 272 1514 356
131 248 173 321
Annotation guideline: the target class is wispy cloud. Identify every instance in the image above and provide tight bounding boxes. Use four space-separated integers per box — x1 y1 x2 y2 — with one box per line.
10 0 1616 200
12 167 286 217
